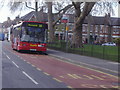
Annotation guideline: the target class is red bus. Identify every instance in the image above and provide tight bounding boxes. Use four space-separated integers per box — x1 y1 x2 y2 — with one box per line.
11 21 48 54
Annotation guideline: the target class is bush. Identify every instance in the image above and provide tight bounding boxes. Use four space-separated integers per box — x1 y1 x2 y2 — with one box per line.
113 38 120 46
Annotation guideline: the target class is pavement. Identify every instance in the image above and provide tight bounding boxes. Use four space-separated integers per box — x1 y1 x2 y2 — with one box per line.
47 48 119 77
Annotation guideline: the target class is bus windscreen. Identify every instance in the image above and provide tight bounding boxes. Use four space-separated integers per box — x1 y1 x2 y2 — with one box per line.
21 27 46 43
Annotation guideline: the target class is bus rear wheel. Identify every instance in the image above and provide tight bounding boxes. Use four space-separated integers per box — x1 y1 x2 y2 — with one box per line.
17 46 21 52
39 51 48 55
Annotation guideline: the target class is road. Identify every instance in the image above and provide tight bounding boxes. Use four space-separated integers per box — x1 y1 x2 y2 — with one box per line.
1 41 119 88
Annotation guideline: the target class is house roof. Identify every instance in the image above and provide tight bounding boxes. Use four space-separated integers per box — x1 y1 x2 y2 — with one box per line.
21 11 48 22
21 11 35 21
20 11 120 26
2 10 120 28
83 16 120 26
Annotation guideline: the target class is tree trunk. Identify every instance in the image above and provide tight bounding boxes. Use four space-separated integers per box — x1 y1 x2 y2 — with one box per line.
97 25 100 43
35 1 39 21
72 23 83 48
87 14 92 44
47 2 55 42
92 25 95 43
107 26 112 42
72 3 83 48
71 2 95 48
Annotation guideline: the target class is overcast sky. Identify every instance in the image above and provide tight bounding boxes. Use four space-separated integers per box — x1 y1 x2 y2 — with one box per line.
0 1 119 23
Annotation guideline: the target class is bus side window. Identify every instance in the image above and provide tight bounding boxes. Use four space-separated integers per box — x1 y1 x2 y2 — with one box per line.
21 27 26 35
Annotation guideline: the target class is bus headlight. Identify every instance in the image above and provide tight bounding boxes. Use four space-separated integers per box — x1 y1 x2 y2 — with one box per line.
38 45 44 47
23 44 26 46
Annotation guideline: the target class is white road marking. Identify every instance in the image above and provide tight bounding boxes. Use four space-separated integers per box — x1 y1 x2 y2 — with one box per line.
22 71 38 85
6 55 10 59
108 62 119 64
12 61 19 68
47 49 60 53
3 52 10 59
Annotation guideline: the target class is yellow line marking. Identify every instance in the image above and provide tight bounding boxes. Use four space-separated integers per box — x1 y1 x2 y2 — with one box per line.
67 74 78 79
73 74 82 79
91 75 104 80
83 75 93 80
37 68 42 71
75 63 119 79
31 65 35 67
27 62 30 64
43 72 50 76
100 85 107 88
53 78 62 82
51 56 119 79
31 57 36 58
59 76 64 78
111 85 120 88
81 84 98 88
67 86 73 88
101 75 107 78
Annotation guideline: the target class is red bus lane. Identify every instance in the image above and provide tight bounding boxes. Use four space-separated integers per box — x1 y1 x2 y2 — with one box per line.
11 51 119 88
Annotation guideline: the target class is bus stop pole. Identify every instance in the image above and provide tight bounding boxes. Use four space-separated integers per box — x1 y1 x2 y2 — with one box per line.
66 25 69 52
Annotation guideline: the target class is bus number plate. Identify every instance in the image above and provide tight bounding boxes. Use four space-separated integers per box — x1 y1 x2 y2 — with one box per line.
30 49 36 51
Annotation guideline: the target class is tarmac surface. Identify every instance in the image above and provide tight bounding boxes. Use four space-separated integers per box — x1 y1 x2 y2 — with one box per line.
1 41 120 88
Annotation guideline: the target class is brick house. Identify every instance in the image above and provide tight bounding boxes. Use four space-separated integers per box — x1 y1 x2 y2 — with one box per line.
21 12 120 43
2 10 120 44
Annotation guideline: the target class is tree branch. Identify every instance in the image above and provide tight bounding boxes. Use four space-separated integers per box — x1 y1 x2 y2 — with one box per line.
72 1 83 9
53 4 73 26
25 2 35 10
72 2 77 9
77 2 95 24
54 4 73 15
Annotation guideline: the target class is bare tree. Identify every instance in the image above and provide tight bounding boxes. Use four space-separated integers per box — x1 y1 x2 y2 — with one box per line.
71 1 116 48
6 0 116 45
47 2 54 42
8 1 44 21
0 0 4 8
46 2 73 42
71 2 95 48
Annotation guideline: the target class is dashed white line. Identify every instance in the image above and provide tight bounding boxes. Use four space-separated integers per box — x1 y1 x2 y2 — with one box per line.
12 61 19 68
6 55 10 59
3 52 11 59
22 71 38 85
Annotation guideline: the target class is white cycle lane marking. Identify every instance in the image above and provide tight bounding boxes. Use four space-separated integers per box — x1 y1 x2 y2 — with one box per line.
6 55 10 60
12 61 19 68
3 51 39 85
22 71 39 85
3 52 10 60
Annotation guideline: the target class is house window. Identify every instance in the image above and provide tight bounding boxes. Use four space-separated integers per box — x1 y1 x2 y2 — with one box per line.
95 25 98 33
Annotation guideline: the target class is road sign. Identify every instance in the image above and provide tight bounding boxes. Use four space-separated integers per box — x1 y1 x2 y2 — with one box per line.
61 15 69 23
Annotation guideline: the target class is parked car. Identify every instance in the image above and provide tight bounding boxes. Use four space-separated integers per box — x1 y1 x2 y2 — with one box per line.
102 42 116 46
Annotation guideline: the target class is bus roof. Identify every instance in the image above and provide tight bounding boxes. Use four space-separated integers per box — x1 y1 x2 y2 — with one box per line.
13 21 47 28
23 21 47 24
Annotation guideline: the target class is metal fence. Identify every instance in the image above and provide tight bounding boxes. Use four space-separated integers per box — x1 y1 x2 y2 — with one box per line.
48 41 119 62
